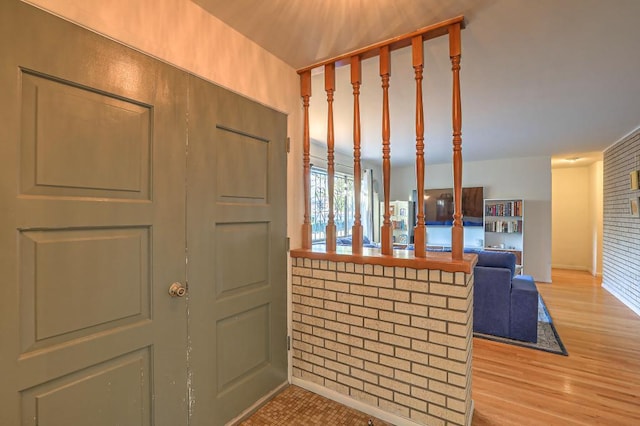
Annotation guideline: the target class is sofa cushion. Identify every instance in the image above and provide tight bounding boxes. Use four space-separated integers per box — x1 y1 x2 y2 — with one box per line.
476 251 516 277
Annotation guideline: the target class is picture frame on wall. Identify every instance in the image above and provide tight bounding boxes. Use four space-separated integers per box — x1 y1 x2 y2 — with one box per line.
631 197 640 217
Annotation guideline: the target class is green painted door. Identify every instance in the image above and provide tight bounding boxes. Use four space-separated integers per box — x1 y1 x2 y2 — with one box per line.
186 75 288 425
0 2 188 425
0 3 288 426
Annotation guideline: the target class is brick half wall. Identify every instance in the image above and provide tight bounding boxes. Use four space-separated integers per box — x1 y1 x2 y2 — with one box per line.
290 257 473 426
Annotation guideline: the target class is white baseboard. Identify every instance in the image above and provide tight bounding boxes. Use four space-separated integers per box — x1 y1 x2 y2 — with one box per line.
292 378 421 426
226 381 288 426
602 284 640 318
292 377 470 426
551 264 590 272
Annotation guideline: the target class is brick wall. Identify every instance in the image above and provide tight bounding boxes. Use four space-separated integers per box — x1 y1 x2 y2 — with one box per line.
290 257 473 426
603 128 640 314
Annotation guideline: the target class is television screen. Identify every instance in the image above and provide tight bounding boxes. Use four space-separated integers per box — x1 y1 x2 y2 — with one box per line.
417 186 484 226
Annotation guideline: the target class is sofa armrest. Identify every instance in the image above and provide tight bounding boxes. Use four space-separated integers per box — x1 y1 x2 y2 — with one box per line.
509 275 538 342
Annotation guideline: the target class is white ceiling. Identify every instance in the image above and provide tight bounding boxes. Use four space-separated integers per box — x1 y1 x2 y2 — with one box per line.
195 0 640 166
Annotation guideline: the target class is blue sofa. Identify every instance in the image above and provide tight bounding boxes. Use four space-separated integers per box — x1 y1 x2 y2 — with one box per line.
473 251 538 343
335 235 378 248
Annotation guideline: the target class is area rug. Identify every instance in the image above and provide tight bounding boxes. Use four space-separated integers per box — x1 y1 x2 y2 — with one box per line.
474 295 568 355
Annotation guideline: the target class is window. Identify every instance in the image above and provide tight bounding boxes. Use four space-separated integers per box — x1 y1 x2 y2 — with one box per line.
310 168 355 242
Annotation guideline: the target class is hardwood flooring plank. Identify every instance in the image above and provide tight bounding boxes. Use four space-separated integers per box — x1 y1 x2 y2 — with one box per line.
472 269 640 425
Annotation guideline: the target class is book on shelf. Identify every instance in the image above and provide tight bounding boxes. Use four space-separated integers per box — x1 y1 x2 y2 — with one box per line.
484 219 523 233
485 200 522 217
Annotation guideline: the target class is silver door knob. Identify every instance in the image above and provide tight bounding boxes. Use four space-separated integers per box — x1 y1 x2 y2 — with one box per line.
168 282 187 297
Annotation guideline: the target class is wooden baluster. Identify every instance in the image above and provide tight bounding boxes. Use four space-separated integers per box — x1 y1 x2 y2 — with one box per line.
301 71 312 249
325 63 337 252
449 23 463 260
412 36 426 258
380 46 392 256
351 56 363 255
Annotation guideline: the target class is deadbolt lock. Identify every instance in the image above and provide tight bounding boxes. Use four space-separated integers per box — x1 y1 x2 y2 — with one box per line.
168 282 187 297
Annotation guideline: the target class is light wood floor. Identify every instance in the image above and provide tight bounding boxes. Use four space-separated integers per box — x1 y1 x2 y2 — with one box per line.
472 269 640 425
244 269 640 425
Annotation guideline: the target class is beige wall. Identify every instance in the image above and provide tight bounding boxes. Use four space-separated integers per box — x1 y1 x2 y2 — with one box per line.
552 167 590 271
551 164 602 275
25 0 304 247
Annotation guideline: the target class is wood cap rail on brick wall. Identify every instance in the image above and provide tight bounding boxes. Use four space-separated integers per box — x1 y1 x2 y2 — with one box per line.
290 248 477 274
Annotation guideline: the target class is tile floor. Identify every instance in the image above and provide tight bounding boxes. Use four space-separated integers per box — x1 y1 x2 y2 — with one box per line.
239 385 393 426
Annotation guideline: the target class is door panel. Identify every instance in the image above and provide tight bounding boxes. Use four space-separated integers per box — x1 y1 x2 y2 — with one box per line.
187 76 288 425
0 2 187 425
217 303 271 391
215 222 270 295
20 71 151 196
21 349 151 426
19 228 149 350
216 128 269 201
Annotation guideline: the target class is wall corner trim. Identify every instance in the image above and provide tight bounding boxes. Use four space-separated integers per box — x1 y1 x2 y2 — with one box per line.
604 124 640 154
602 284 640 318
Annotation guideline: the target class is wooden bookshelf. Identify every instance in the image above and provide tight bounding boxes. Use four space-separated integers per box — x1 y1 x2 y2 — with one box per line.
483 198 524 270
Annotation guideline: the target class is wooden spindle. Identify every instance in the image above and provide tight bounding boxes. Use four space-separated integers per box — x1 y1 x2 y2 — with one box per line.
301 71 312 249
449 23 463 260
295 16 465 258
380 46 392 256
325 63 337 252
412 36 426 258
351 56 363 255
